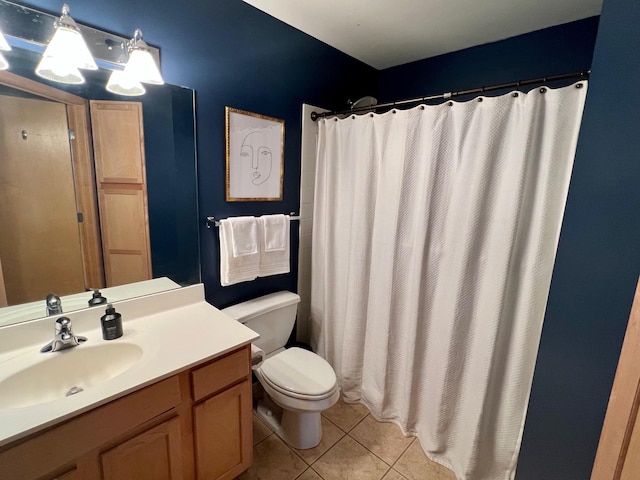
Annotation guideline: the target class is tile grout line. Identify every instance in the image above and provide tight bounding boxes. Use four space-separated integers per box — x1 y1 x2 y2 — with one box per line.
390 436 416 470
306 410 370 468
257 401 418 479
341 411 417 478
252 431 274 448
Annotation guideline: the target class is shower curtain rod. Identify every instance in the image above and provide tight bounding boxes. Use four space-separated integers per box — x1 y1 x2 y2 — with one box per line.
310 70 590 121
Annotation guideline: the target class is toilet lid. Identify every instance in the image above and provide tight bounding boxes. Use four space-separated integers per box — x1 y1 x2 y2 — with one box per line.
260 347 336 396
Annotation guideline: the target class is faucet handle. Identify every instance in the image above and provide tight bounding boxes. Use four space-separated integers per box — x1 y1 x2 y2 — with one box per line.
55 316 71 331
46 293 63 316
55 316 74 341
41 317 87 353
46 293 61 306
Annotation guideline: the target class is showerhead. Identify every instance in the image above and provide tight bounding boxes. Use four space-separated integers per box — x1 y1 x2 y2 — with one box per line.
349 96 378 110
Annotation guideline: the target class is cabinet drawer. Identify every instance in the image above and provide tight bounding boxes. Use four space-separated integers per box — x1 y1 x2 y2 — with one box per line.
191 346 250 402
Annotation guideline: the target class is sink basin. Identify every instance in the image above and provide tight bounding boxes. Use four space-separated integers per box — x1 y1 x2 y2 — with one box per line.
0 343 143 409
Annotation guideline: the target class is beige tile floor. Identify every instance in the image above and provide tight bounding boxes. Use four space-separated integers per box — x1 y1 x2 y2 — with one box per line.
239 398 457 480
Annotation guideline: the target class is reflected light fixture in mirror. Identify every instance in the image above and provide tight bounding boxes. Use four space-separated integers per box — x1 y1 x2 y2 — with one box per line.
107 28 164 94
106 69 146 96
0 27 10 70
35 54 84 84
35 3 97 84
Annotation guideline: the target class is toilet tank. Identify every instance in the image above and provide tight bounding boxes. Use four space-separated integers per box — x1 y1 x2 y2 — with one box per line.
221 291 300 355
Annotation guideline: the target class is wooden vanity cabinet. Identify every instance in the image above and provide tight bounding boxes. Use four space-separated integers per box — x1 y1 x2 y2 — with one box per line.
100 417 184 480
191 347 253 480
0 345 253 480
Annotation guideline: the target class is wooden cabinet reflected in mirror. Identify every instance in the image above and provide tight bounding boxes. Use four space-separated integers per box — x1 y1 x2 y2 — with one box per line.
0 71 152 306
91 101 152 288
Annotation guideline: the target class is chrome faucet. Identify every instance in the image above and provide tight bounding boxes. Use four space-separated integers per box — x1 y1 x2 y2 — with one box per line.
46 293 63 316
40 317 87 353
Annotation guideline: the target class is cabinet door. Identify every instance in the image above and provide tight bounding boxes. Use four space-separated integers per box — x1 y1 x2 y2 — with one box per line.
101 417 183 480
193 380 252 480
90 101 146 184
90 100 152 287
98 185 152 286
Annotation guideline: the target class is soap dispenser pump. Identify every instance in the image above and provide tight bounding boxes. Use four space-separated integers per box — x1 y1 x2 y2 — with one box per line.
101 304 123 340
88 289 107 307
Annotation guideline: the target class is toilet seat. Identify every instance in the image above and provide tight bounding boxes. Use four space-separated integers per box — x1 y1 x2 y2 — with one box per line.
259 347 337 400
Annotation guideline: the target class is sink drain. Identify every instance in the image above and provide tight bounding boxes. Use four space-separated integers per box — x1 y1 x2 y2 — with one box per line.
65 386 84 397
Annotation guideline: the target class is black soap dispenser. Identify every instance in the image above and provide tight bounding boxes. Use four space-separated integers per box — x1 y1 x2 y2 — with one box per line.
101 303 123 340
88 289 107 307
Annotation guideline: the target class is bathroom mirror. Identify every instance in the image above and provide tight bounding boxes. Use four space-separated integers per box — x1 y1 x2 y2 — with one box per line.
0 22 200 326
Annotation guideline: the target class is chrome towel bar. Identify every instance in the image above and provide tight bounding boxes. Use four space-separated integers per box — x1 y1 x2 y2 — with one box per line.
206 213 301 229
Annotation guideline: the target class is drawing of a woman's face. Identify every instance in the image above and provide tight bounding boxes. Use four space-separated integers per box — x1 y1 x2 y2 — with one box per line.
240 131 272 185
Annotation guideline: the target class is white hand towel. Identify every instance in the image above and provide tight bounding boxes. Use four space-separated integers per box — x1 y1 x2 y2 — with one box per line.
258 215 290 277
229 216 258 257
219 219 260 286
262 214 288 252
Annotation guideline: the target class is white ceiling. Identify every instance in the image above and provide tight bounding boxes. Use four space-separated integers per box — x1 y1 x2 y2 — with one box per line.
242 0 603 70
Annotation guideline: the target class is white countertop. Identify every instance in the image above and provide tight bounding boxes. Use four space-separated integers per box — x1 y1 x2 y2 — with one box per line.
0 284 259 447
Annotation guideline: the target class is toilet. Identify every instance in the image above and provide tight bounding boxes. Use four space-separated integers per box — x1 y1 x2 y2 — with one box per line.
222 291 339 449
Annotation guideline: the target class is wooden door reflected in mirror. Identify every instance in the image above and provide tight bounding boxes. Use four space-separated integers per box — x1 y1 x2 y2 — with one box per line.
0 94 86 304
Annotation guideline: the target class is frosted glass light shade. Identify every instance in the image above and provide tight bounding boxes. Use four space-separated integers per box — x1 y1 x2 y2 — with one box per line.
106 69 146 96
123 29 164 86
42 26 97 71
0 52 8 71
124 48 164 85
36 4 97 83
0 28 11 51
35 54 84 84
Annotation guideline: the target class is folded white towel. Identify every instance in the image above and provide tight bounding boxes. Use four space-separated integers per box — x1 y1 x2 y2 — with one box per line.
258 215 290 277
229 216 258 257
262 214 289 252
219 219 260 286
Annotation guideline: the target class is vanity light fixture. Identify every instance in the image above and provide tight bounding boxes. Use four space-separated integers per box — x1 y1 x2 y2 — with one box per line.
0 27 10 71
35 4 98 84
106 29 163 96
123 29 164 85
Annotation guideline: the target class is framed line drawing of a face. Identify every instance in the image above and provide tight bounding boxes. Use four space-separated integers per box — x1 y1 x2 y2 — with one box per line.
225 107 284 201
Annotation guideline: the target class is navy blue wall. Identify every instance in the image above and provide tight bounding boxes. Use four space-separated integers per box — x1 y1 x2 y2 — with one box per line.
379 17 599 101
18 0 377 309
518 1 640 478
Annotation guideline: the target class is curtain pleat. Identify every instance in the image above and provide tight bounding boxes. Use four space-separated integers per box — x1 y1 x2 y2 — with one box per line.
310 83 588 480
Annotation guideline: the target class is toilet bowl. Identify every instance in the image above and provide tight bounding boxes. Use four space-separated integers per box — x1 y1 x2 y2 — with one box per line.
222 292 339 449
254 347 339 449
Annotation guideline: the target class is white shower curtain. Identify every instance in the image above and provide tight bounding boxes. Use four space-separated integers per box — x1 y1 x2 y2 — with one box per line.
310 83 587 480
